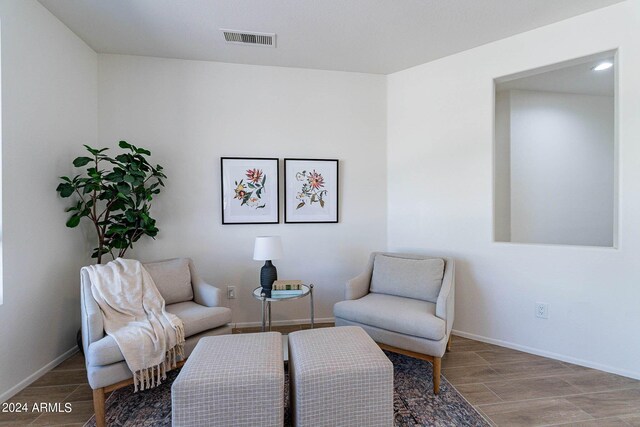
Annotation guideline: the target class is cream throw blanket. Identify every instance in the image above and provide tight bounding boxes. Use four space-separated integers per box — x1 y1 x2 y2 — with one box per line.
84 258 185 392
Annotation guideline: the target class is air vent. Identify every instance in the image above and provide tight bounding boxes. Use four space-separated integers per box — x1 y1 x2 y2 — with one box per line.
221 29 276 48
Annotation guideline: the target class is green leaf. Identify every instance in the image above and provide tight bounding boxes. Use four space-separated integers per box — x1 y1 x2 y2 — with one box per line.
115 154 129 163
104 171 124 182
56 183 75 198
118 141 132 149
123 174 135 183
112 238 129 249
83 145 101 156
136 147 151 156
110 199 126 211
66 215 81 228
73 157 93 167
117 183 131 195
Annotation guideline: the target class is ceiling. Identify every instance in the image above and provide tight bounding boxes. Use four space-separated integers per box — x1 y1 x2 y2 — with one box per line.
38 0 625 75
497 53 615 96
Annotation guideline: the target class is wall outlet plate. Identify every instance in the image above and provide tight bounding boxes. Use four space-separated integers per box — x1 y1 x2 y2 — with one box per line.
535 302 549 319
227 286 236 299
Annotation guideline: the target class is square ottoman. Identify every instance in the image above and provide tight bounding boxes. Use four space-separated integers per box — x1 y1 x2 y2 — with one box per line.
288 326 394 427
172 332 284 427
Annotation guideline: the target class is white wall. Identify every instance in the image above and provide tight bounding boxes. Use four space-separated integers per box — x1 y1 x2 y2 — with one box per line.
387 0 640 378
494 90 511 242
0 0 97 400
496 89 614 247
98 54 387 325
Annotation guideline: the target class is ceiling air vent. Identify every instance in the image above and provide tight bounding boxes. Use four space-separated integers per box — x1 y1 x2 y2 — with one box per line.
221 29 276 48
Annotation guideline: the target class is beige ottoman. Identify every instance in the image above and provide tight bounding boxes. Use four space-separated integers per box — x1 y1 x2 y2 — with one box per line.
172 332 284 427
288 326 394 427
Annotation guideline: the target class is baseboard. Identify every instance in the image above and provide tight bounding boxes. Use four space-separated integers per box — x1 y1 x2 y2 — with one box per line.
452 329 640 381
233 317 335 329
0 346 79 403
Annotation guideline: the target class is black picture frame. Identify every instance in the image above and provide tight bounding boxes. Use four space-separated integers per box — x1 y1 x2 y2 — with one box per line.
220 157 280 224
284 158 339 223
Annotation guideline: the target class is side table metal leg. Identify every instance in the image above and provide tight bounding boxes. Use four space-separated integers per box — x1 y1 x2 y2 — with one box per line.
268 301 272 331
310 284 314 329
261 293 267 332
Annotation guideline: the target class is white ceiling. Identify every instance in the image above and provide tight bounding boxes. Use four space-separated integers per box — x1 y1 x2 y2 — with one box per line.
38 0 624 75
497 52 615 96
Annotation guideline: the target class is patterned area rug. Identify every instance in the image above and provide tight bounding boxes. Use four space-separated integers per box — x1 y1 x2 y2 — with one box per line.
84 352 488 427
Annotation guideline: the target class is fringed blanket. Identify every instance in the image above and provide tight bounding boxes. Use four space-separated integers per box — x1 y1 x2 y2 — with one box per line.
83 258 185 392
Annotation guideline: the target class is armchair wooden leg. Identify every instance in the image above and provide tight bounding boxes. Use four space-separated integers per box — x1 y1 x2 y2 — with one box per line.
433 357 441 394
447 336 452 352
93 388 106 427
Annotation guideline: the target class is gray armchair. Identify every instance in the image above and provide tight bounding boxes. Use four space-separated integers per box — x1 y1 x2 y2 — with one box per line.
81 258 232 427
333 252 454 394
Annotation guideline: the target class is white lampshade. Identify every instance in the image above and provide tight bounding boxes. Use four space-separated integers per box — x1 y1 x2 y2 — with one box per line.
253 236 284 261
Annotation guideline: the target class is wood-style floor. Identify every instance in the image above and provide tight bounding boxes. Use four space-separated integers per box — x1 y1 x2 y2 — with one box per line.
1 325 639 426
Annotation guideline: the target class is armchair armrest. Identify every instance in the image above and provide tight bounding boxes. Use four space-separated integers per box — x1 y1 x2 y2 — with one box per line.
80 269 104 352
187 258 223 307
345 271 370 300
435 258 455 333
193 280 223 307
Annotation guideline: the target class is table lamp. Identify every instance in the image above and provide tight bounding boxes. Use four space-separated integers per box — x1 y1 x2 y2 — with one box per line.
253 236 284 293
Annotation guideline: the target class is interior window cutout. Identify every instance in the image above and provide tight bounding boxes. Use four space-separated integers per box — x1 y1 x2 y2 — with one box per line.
494 51 617 247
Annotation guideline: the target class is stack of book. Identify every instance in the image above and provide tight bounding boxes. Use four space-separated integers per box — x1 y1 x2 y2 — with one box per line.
271 280 304 297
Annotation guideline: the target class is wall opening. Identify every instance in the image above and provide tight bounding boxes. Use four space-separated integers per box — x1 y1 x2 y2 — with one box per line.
494 51 617 247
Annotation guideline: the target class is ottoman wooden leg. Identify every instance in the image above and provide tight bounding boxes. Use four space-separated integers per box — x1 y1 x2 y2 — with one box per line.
93 388 106 427
433 357 441 395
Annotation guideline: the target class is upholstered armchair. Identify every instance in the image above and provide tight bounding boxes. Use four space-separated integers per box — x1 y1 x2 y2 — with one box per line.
333 252 454 394
81 258 232 427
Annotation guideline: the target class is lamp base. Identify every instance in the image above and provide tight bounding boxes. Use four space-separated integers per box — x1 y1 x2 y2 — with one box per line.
260 260 278 294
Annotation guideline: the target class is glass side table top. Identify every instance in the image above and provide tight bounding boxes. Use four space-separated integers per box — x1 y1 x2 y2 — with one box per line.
252 284 311 301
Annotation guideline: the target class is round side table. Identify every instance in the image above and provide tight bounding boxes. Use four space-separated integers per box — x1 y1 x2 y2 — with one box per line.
252 284 314 332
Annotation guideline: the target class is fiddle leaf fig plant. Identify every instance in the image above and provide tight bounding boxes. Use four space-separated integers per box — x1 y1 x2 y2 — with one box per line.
56 141 167 263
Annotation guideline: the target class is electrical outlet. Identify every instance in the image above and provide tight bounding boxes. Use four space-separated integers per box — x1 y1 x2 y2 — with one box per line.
535 302 549 319
227 286 236 299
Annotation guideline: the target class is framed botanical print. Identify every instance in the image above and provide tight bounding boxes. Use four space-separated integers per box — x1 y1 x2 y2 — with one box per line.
221 157 279 224
284 158 339 223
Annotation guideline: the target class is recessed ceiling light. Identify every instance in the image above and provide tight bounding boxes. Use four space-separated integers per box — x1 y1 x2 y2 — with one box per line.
592 61 613 71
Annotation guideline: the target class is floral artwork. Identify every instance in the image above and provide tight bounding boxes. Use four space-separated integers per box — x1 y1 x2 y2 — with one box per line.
294 170 327 209
285 159 339 223
234 168 267 209
221 158 279 224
